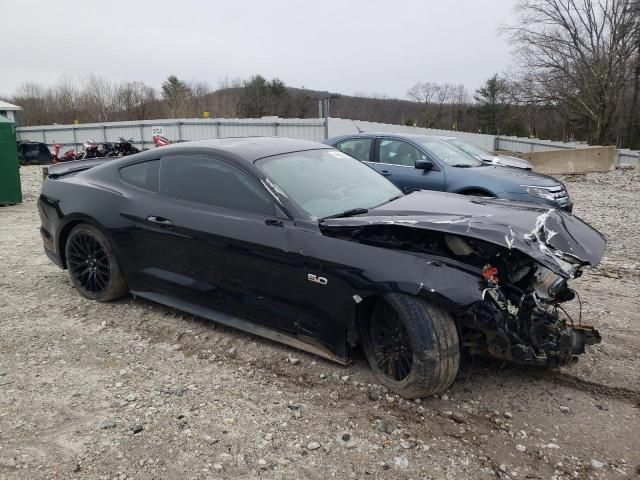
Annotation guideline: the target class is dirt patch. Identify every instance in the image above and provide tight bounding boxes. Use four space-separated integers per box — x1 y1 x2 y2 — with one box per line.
0 165 638 479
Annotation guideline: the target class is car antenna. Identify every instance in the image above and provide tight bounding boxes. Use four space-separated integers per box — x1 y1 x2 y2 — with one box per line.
352 120 364 133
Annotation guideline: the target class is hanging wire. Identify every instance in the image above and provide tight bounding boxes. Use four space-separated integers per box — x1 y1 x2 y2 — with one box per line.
571 288 583 325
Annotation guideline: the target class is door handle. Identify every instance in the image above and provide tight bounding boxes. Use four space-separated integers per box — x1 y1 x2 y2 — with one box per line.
147 216 174 227
265 218 283 227
380 170 391 176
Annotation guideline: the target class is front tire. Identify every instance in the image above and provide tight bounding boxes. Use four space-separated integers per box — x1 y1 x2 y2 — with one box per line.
359 294 460 398
65 224 128 302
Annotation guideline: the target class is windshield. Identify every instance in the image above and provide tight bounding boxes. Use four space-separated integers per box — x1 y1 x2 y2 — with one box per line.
447 138 490 158
256 149 401 220
417 138 483 167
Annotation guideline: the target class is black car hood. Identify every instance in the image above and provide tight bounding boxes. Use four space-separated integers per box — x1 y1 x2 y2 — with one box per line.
322 191 606 277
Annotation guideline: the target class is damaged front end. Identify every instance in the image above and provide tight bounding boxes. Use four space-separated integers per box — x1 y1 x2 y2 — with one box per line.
321 194 607 368
463 260 601 367
457 206 604 367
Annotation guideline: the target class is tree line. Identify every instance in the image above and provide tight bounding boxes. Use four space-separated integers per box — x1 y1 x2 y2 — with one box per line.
0 73 547 140
3 74 329 127
4 0 640 148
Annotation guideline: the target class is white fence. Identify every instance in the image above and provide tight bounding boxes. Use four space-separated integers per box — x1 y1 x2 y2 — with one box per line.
617 148 640 166
15 116 639 167
15 117 327 151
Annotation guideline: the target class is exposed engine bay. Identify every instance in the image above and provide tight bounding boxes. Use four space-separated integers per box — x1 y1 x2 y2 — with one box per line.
325 224 601 367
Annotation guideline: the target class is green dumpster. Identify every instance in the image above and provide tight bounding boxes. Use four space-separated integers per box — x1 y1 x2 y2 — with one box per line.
0 116 22 205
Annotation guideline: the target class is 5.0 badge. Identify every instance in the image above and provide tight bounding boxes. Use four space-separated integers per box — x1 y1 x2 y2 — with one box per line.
307 274 328 285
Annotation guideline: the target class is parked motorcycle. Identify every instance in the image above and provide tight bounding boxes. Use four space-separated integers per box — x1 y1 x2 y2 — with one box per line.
51 143 78 163
77 140 118 159
115 137 141 156
153 134 172 147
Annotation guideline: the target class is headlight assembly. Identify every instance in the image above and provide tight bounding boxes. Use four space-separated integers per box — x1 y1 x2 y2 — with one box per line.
523 186 556 201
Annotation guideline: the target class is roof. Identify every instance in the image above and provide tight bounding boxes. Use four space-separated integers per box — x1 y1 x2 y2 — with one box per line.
326 132 440 144
0 100 22 111
159 137 331 162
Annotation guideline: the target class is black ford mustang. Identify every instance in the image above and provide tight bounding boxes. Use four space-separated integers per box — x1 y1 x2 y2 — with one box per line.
38 138 606 398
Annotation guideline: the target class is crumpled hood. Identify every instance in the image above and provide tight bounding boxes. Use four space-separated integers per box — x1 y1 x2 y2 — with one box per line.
322 191 606 278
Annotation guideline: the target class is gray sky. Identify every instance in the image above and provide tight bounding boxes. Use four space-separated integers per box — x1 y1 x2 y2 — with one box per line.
0 0 516 98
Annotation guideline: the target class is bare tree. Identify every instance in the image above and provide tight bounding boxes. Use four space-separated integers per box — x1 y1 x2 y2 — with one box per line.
407 82 453 127
507 0 637 144
187 80 211 117
11 82 52 125
53 76 81 124
625 2 640 147
83 74 116 122
448 84 470 130
114 81 157 120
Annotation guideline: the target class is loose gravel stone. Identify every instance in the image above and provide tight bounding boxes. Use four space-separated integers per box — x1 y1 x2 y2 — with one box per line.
99 418 116 430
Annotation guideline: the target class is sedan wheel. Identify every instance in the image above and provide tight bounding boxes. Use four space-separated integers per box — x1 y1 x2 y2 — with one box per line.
360 294 460 398
65 224 128 301
369 300 413 381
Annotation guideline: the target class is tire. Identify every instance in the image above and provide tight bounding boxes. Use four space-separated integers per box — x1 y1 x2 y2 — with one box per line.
359 293 460 398
64 224 128 302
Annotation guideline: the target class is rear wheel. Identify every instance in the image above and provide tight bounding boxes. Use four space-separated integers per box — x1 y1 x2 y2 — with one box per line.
359 294 460 398
65 224 128 302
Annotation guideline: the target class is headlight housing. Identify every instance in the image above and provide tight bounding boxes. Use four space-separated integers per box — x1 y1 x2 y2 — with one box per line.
524 186 556 201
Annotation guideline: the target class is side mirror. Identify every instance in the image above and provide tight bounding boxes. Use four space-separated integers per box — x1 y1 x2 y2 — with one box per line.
415 159 434 171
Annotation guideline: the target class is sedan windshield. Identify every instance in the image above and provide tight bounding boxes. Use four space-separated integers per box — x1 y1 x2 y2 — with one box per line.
417 138 483 167
256 149 401 220
446 138 490 158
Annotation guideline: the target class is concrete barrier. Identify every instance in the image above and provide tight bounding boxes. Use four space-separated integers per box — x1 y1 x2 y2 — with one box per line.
520 146 616 174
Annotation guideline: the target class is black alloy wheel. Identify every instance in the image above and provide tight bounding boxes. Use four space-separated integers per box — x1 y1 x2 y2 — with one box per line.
370 300 413 381
67 231 111 295
65 224 128 302
359 294 460 398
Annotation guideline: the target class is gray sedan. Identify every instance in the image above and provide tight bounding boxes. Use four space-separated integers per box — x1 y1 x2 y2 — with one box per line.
325 133 571 211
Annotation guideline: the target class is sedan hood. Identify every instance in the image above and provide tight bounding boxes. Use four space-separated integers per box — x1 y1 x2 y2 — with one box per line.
459 164 559 188
322 191 606 277
482 154 533 170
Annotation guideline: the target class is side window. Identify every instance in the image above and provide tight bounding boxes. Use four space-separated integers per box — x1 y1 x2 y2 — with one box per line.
159 155 275 216
336 138 372 162
379 139 426 167
120 160 160 191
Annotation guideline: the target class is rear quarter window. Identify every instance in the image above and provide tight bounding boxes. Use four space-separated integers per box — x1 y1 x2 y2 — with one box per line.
120 160 160 191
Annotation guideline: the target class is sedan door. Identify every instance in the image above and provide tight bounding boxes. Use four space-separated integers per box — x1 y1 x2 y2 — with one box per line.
372 138 446 192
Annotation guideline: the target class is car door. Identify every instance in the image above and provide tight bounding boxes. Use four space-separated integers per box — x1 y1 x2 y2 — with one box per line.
334 137 374 163
372 138 446 192
115 153 313 335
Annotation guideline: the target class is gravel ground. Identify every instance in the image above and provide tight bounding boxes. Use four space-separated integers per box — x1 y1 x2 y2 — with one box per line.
0 165 639 480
